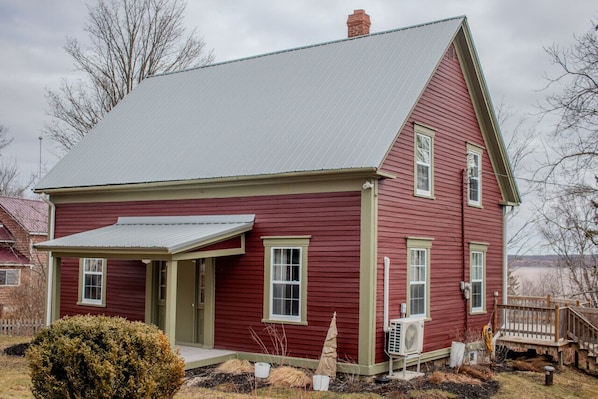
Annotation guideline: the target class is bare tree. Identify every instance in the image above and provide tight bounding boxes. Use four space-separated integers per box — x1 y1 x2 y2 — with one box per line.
540 20 598 197
497 104 540 294
530 20 598 305
5 251 47 320
0 125 33 197
45 0 213 153
538 189 597 306
0 125 13 153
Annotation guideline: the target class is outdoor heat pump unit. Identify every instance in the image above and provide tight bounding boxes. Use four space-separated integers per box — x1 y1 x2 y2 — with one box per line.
387 318 424 356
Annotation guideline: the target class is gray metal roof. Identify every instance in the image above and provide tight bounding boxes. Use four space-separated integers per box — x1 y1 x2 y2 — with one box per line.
34 214 255 254
36 17 465 191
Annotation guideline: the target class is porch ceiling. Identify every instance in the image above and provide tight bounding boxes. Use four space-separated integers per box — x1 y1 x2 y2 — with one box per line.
34 214 255 256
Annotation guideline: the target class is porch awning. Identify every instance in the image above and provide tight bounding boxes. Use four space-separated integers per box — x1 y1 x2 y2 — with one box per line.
34 214 255 257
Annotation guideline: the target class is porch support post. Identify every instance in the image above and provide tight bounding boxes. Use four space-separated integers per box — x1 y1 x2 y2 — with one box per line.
46 256 61 325
144 261 155 324
358 179 378 368
164 260 178 347
554 304 560 342
202 258 216 348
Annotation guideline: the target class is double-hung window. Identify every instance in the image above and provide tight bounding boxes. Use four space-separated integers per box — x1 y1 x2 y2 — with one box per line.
470 243 487 314
272 248 301 318
79 258 107 306
414 124 435 198
262 236 310 324
467 144 483 206
0 269 19 286
406 237 432 319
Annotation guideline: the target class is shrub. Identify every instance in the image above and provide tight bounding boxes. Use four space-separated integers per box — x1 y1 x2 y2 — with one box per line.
26 315 185 399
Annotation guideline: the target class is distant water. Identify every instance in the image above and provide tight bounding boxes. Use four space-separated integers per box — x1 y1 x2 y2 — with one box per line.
512 265 574 294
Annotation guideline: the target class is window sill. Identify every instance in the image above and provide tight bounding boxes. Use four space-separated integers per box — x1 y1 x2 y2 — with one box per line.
406 316 431 322
414 193 435 200
77 301 106 308
261 318 308 326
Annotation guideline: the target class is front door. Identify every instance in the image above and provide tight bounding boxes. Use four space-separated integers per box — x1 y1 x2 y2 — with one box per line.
153 259 213 346
175 259 208 345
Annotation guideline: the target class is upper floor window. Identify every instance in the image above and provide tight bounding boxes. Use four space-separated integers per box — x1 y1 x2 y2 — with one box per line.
0 269 19 286
414 124 434 197
414 124 435 198
262 236 310 324
467 144 483 206
79 258 107 306
406 237 433 319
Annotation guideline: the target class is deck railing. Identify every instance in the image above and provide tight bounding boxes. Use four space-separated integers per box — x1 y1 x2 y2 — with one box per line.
497 302 563 342
496 296 598 359
568 307 598 357
507 295 588 308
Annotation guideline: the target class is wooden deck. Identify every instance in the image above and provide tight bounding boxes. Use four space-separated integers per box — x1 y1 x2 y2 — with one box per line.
495 296 596 365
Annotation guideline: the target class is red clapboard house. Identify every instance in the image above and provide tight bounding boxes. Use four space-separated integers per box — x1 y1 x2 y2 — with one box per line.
34 11 519 375
0 196 48 317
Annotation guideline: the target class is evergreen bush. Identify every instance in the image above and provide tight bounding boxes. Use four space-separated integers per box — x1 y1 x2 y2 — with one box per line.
27 315 185 399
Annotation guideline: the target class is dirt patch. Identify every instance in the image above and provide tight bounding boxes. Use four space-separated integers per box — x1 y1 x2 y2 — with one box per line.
511 357 552 373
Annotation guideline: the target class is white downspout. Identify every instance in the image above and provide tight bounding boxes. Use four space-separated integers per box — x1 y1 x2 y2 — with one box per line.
502 207 509 306
383 256 390 333
45 199 56 326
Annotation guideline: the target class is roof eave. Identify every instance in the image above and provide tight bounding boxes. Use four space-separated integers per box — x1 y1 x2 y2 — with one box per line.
34 167 394 196
454 20 521 206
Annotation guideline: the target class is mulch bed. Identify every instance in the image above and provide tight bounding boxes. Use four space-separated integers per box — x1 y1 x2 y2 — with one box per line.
2 342 30 357
2 342 518 398
185 364 501 398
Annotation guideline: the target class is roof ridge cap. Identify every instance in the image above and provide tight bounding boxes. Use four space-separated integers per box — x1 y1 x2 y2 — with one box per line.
148 15 466 79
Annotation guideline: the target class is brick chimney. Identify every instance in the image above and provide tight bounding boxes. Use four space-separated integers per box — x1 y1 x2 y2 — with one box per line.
347 9 371 38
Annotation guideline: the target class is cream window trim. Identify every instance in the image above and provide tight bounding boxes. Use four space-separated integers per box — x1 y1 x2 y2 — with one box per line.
469 242 488 315
262 236 310 325
78 258 107 307
413 123 436 199
406 237 433 320
467 143 484 208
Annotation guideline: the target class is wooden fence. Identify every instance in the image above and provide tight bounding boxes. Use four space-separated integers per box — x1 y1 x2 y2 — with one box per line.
0 318 45 337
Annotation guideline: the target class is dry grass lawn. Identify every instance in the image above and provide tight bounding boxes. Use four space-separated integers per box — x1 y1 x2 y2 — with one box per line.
2 335 598 399
0 336 32 399
493 366 598 399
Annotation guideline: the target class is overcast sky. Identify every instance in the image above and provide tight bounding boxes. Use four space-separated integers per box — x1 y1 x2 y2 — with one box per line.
0 0 596 196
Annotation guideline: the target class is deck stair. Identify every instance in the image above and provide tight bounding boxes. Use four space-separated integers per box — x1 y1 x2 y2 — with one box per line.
567 306 598 375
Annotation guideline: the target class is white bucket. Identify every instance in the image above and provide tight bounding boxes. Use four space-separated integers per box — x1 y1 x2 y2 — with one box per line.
313 375 330 391
254 362 271 378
